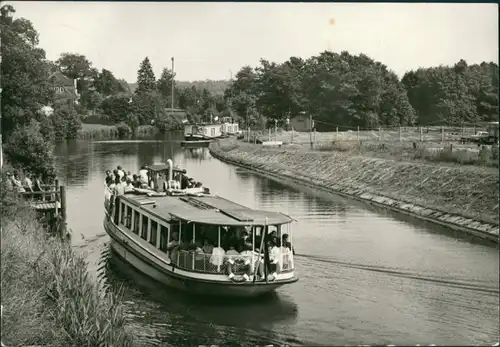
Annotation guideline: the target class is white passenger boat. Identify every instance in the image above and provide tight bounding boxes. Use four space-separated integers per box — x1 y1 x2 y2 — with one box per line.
103 160 298 298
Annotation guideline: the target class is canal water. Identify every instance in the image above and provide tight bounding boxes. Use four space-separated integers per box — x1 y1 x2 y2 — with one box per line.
54 133 499 346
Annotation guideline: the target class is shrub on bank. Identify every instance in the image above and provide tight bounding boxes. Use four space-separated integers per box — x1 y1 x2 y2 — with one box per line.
135 125 158 137
4 120 56 179
1 177 134 346
115 122 133 138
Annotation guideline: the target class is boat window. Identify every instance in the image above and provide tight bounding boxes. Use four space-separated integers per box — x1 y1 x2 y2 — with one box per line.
133 211 140 234
159 225 168 252
120 203 126 224
141 215 149 240
150 220 158 246
126 206 132 229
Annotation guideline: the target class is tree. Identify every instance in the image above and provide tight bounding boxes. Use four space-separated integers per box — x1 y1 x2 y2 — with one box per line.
1 4 54 137
94 69 125 96
157 67 175 100
99 94 133 124
135 57 156 95
56 53 94 80
4 120 56 179
51 103 82 140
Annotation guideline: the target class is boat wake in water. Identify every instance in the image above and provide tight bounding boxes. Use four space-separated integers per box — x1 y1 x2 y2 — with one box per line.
295 253 499 295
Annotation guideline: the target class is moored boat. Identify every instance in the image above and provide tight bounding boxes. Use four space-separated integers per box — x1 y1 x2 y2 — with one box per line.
103 160 298 298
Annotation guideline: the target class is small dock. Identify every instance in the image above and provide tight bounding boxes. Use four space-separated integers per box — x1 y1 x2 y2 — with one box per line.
18 179 68 238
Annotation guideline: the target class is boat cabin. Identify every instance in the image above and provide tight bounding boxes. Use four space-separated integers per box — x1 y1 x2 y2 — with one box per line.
109 193 295 280
184 123 223 139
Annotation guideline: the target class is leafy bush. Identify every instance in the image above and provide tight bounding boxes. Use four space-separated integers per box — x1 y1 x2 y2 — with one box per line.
115 122 132 138
4 120 56 179
51 104 82 141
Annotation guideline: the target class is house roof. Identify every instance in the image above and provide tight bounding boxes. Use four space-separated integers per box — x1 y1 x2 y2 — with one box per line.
49 70 74 87
123 194 293 226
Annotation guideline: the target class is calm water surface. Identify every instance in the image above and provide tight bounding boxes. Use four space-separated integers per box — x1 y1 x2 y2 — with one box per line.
53 133 499 346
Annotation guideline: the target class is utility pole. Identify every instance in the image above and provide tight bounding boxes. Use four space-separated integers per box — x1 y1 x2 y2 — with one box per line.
171 57 175 110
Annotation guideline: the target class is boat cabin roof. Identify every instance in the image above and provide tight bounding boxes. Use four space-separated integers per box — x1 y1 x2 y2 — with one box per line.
121 194 293 226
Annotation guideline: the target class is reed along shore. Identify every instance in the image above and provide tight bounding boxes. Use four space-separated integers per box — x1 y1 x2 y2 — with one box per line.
0 179 135 347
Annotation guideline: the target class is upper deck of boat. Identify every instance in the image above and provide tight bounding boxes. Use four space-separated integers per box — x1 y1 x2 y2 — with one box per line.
121 193 293 226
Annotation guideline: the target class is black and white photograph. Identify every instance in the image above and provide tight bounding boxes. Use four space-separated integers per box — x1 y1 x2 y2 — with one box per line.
0 1 498 346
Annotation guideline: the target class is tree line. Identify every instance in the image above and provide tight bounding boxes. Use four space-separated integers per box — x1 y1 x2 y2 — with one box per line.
224 52 499 131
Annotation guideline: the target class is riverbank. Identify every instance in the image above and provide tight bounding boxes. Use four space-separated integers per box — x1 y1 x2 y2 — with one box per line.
209 139 499 243
1 183 134 346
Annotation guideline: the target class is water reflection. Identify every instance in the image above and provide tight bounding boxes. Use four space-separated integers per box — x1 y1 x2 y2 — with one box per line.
104 246 300 346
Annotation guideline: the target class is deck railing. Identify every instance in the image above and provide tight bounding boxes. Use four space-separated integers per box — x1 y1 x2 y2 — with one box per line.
172 249 294 275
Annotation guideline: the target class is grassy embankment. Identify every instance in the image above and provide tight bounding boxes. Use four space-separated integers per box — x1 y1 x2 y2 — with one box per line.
249 128 499 167
211 138 499 227
1 174 134 346
78 123 158 139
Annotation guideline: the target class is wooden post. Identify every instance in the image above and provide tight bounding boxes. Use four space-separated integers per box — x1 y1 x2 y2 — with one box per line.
336 127 339 140
378 127 381 141
59 185 67 239
54 179 59 216
420 127 423 142
399 126 402 143
268 128 271 142
441 127 444 143
291 126 294 143
357 126 360 141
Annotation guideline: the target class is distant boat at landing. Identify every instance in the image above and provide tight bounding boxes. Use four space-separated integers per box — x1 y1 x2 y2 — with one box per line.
103 160 298 298
183 117 241 143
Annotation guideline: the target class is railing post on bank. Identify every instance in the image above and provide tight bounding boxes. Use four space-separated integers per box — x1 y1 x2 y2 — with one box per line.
59 185 67 239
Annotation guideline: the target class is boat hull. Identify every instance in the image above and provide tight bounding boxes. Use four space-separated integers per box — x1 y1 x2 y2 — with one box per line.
180 139 213 147
103 216 297 298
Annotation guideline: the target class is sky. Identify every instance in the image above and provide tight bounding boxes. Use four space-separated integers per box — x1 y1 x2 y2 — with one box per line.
6 2 499 82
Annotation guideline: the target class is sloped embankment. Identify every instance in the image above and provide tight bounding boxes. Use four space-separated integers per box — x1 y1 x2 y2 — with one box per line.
209 140 499 242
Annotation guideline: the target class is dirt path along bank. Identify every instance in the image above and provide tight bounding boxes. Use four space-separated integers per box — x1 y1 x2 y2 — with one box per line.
209 140 499 243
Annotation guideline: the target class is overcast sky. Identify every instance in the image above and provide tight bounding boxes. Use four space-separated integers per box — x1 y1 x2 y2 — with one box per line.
7 2 499 82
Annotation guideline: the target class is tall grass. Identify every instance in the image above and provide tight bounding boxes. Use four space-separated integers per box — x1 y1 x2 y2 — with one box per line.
1 181 134 346
78 123 119 139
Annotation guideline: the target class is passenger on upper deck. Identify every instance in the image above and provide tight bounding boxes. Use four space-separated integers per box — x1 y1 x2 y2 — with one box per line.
113 176 125 196
139 165 149 184
116 165 125 179
105 170 114 186
132 175 141 188
124 178 134 193
156 173 166 192
180 169 190 189
126 171 133 181
226 245 239 256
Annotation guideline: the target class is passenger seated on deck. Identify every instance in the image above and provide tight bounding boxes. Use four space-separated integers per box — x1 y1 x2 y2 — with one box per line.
268 240 280 276
202 238 214 254
226 244 239 256
240 242 264 279
167 231 180 263
282 233 295 255
209 243 226 271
